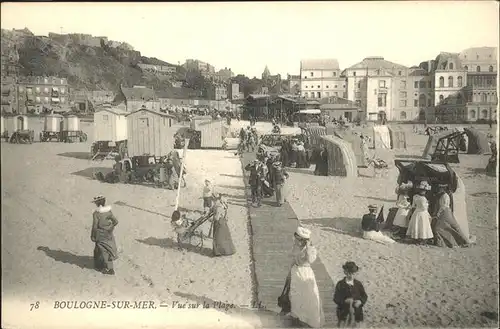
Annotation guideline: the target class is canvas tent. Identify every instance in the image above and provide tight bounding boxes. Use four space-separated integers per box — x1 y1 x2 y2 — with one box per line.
320 135 358 177
392 160 471 243
301 126 326 147
372 125 391 149
387 126 407 149
331 129 367 167
463 127 491 154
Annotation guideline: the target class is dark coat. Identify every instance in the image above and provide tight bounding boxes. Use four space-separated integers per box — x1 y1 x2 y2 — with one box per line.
333 278 368 322
361 213 379 232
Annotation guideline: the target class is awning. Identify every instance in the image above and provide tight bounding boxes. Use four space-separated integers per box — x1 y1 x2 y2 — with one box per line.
52 98 60 103
298 109 321 114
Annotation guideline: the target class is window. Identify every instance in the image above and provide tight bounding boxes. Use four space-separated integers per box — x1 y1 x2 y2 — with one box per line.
325 92 330 97
476 66 481 72
489 65 494 72
470 110 476 119
379 80 386 88
439 77 444 87
399 100 407 107
61 79 65 84
464 65 468 71
399 91 407 98
449 63 454 70
317 92 321 98
44 78 48 83
357 82 361 88
400 111 407 120
317 85 320 89
398 71 402 76
457 76 463 87
35 96 40 103
61 97 65 103
376 69 380 75
481 109 488 119
304 76 307 79
414 99 418 107
326 85 329 89
353 72 356 76
44 87 49 93
481 93 487 103
305 85 308 88
401 80 407 88
428 81 432 88
419 94 426 107
355 100 361 107
61 88 65 94
378 94 387 107
439 95 444 102
19 86 24 92
44 97 49 102
34 87 40 93
419 81 426 88
333 72 337 77
334 92 338 97
414 81 418 88
343 85 345 88
304 92 309 98
311 93 315 98
355 92 361 98
310 72 314 77
448 76 453 87
343 92 347 98
427 99 432 107
26 88 32 94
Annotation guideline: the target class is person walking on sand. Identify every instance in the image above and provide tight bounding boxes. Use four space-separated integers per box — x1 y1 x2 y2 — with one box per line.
91 195 119 275
333 262 368 328
211 193 236 256
406 181 434 244
245 159 265 207
202 179 215 214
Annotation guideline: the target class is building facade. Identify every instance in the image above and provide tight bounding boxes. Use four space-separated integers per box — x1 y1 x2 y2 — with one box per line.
300 59 346 100
206 84 228 100
114 85 159 112
464 71 497 122
15 76 70 113
183 59 215 73
227 83 244 100
287 74 301 95
138 63 177 75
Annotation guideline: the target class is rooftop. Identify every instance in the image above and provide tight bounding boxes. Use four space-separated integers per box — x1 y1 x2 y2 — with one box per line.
120 85 156 101
301 59 340 70
459 47 497 62
346 57 407 71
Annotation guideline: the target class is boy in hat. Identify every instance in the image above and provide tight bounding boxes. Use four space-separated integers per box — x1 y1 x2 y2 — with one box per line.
333 261 368 328
362 204 395 244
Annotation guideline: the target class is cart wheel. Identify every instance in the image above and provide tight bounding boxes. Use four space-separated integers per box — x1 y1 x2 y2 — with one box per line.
189 231 203 249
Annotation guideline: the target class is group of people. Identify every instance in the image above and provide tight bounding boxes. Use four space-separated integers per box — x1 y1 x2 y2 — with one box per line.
237 125 259 154
279 226 368 328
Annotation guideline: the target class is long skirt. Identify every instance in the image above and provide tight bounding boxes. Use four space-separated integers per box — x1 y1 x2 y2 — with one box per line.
393 208 410 228
275 183 285 205
290 265 324 328
213 219 236 256
363 230 396 244
94 238 118 270
433 209 468 248
406 210 434 239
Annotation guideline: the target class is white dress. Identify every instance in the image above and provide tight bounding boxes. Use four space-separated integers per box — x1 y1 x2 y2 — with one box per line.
406 194 434 239
393 195 411 228
289 244 324 328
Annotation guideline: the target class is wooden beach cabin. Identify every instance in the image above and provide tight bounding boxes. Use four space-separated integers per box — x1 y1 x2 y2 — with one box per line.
126 108 175 157
4 114 28 136
320 135 358 177
190 117 228 149
94 107 128 143
1 116 4 134
387 125 407 149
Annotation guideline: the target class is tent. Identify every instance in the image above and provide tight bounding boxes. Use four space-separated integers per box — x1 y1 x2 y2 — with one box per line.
393 160 471 242
387 126 407 149
331 129 367 167
372 125 391 149
463 127 491 154
302 126 326 147
320 135 358 177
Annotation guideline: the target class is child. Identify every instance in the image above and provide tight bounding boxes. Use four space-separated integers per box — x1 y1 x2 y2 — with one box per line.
406 181 434 244
333 262 368 328
203 179 215 214
393 182 412 236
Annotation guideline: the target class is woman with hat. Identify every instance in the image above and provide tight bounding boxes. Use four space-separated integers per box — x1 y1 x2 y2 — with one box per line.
91 195 119 275
392 182 413 235
211 193 236 256
406 181 434 244
287 226 324 327
272 161 289 207
333 261 368 328
432 186 469 248
361 205 395 244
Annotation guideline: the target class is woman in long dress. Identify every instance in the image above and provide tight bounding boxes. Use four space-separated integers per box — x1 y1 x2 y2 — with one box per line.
406 181 434 244
91 195 119 275
393 183 412 235
211 194 236 256
433 190 469 248
289 227 324 328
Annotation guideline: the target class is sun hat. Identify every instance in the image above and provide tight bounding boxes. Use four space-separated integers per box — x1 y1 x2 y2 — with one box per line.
273 161 283 167
91 195 105 203
416 181 431 191
342 261 359 273
294 226 311 240
368 204 378 211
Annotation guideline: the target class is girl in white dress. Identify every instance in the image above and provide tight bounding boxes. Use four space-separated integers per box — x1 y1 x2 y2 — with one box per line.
289 226 324 328
406 181 434 243
393 183 412 233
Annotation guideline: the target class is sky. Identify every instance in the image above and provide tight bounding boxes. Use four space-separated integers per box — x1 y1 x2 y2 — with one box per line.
1 2 499 78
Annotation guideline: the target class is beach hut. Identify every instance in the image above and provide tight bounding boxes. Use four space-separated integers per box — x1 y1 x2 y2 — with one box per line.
4 115 28 134
94 107 128 143
320 135 358 177
332 129 367 167
387 126 407 149
126 108 175 157
372 125 391 149
190 117 228 149
463 127 491 154
1 116 4 134
302 126 326 147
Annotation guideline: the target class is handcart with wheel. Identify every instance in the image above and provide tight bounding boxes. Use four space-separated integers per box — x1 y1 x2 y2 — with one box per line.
173 211 214 249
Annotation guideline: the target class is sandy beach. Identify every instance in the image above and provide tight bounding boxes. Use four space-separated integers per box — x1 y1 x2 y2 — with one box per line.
1 118 498 328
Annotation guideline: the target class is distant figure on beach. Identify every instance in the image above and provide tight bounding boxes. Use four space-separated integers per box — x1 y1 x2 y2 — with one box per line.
334 262 368 328
202 179 215 215
211 193 235 256
272 161 289 207
91 195 119 275
288 227 324 328
245 159 265 207
393 182 412 236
